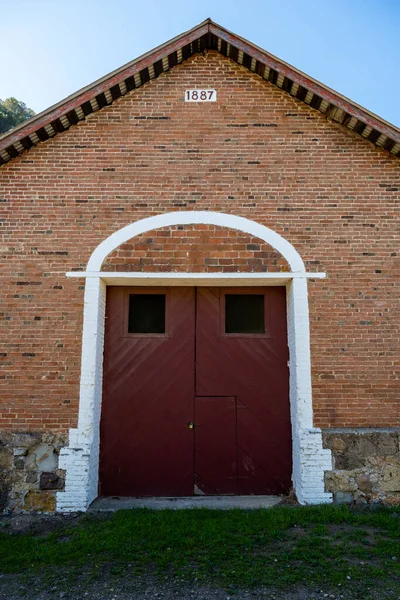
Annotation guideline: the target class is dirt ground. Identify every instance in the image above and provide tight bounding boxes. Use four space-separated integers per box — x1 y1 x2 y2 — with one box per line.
0 511 83 536
0 572 392 600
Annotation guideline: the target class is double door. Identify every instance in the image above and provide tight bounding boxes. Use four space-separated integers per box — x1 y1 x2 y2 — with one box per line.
99 286 292 496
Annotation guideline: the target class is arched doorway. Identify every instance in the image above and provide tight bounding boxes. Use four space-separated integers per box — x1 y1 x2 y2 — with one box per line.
56 211 332 511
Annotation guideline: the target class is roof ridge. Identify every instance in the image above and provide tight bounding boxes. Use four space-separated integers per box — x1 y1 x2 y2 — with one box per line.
1 20 399 164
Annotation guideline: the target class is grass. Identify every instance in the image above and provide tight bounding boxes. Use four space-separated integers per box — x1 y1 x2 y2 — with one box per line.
0 504 399 593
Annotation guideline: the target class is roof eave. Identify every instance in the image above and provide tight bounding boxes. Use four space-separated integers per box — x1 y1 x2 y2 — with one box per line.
209 21 400 141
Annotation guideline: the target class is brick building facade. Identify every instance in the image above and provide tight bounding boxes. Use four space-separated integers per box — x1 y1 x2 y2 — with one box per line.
0 20 399 511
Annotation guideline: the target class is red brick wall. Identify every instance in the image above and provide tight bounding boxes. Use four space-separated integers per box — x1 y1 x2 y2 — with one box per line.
102 225 289 272
0 51 399 431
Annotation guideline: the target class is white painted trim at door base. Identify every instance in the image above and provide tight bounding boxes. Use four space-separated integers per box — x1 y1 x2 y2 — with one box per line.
57 211 332 512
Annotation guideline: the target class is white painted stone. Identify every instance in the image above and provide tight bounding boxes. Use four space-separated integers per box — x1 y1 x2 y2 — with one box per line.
57 211 332 511
57 277 106 512
35 445 58 471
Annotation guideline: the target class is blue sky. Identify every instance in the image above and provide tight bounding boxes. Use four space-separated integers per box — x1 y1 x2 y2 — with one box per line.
1 0 399 126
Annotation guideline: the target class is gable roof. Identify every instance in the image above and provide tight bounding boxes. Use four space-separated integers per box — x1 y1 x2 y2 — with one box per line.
1 18 399 165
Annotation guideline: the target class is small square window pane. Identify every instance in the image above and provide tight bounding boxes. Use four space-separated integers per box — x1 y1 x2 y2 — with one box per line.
128 294 166 334
225 294 265 334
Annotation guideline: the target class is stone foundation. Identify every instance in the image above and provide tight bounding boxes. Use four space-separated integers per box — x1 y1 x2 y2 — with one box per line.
0 432 67 512
323 429 400 504
2 428 399 512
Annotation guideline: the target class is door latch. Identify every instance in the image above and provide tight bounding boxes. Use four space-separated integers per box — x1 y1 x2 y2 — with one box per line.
186 421 196 429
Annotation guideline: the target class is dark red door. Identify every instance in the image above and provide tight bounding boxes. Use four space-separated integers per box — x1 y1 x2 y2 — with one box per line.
99 287 195 496
195 288 292 495
99 286 291 496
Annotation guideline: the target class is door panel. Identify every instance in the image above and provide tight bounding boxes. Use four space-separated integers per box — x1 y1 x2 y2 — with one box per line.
236 398 292 494
100 285 292 497
195 287 292 494
195 397 237 495
99 287 195 496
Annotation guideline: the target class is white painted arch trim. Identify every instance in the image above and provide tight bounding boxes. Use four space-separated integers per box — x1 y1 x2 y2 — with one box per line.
87 211 306 272
66 272 326 286
57 211 332 512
